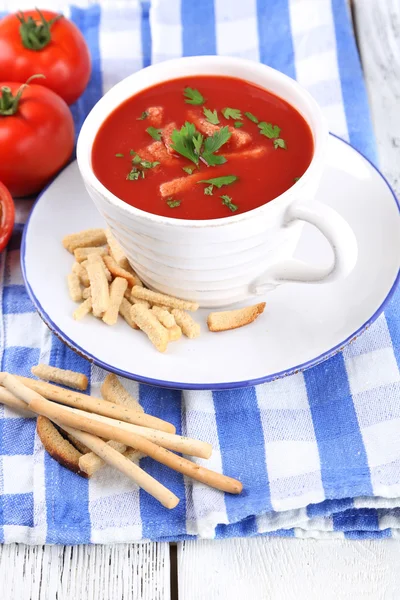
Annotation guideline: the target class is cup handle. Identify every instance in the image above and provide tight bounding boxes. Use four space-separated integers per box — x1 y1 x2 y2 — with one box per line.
250 201 358 294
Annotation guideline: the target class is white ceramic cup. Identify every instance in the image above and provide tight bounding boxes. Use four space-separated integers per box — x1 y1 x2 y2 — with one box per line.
77 56 358 307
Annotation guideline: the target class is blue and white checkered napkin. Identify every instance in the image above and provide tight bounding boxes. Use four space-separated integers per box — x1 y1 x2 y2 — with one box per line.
0 0 399 544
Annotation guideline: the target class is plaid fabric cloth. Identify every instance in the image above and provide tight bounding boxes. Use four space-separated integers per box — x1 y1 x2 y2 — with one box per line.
0 0 399 544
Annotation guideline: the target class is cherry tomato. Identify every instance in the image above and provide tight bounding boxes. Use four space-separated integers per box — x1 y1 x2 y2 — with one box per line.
0 181 15 252
0 9 91 105
0 77 75 197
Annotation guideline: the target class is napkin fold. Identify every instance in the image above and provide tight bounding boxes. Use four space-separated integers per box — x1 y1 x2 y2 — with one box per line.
0 0 399 544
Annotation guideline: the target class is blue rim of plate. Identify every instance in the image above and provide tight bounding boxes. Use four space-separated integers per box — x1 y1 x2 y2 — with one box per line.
21 134 400 390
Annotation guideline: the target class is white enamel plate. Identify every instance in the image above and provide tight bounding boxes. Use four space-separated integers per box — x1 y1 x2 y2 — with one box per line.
22 135 400 390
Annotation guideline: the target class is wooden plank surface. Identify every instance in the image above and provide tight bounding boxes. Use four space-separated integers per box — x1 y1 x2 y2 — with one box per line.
353 0 400 195
0 543 171 600
177 538 400 600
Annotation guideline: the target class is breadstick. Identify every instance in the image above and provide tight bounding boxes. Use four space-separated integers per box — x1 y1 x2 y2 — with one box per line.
14 375 174 433
0 376 242 495
62 229 107 253
103 255 136 287
119 298 139 329
31 364 88 391
67 273 82 302
102 277 128 326
168 324 182 341
79 442 144 477
171 309 201 338
86 254 110 317
74 247 108 263
131 286 199 311
104 229 130 269
207 303 266 332
73 297 92 321
41 403 211 458
0 386 35 417
131 296 150 309
130 304 169 352
82 287 91 299
101 373 144 412
151 306 176 328
59 424 179 509
72 261 90 287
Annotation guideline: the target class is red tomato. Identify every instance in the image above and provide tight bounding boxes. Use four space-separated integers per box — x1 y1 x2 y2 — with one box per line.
0 181 15 252
0 78 74 197
0 9 91 105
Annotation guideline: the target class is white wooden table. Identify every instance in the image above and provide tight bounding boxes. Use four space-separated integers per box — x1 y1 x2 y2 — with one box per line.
1 1 400 598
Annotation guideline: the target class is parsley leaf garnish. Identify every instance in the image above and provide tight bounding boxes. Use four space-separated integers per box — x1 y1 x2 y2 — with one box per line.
171 123 231 167
294 176 301 183
182 166 194 175
171 122 200 165
258 122 281 139
222 107 242 120
167 198 181 208
192 132 204 156
221 195 238 212
202 126 231 166
146 127 162 141
273 138 287 150
126 168 144 181
204 185 214 195
184 87 206 105
234 121 244 128
137 111 149 120
203 107 219 125
115 153 124 158
126 153 160 180
198 175 238 188
244 112 259 124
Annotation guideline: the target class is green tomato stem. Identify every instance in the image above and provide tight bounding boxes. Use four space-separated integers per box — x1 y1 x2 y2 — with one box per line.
0 74 45 116
17 8 63 51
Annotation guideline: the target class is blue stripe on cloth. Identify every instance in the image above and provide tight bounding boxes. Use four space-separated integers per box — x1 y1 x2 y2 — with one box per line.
333 507 379 532
213 388 272 522
45 337 92 544
3 493 34 526
345 528 391 540
140 385 187 539
3 286 34 315
0 418 36 456
69 5 103 139
2 347 40 376
181 0 217 56
141 1 152 68
304 354 373 498
330 0 377 163
385 288 400 371
256 0 296 78
307 497 354 519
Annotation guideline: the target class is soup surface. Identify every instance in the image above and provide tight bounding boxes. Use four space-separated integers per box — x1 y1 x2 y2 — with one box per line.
92 76 314 220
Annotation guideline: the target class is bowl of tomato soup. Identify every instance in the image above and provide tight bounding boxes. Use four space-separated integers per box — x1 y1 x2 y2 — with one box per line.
77 56 357 307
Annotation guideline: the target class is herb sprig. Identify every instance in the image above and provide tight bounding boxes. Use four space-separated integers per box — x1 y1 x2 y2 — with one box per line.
198 175 238 188
126 152 160 181
222 107 242 120
146 126 162 141
221 195 238 212
184 87 206 105
166 198 181 208
137 111 149 120
203 107 219 125
171 122 231 167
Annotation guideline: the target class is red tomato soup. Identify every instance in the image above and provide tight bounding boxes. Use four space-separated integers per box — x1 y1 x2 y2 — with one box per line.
92 76 314 220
